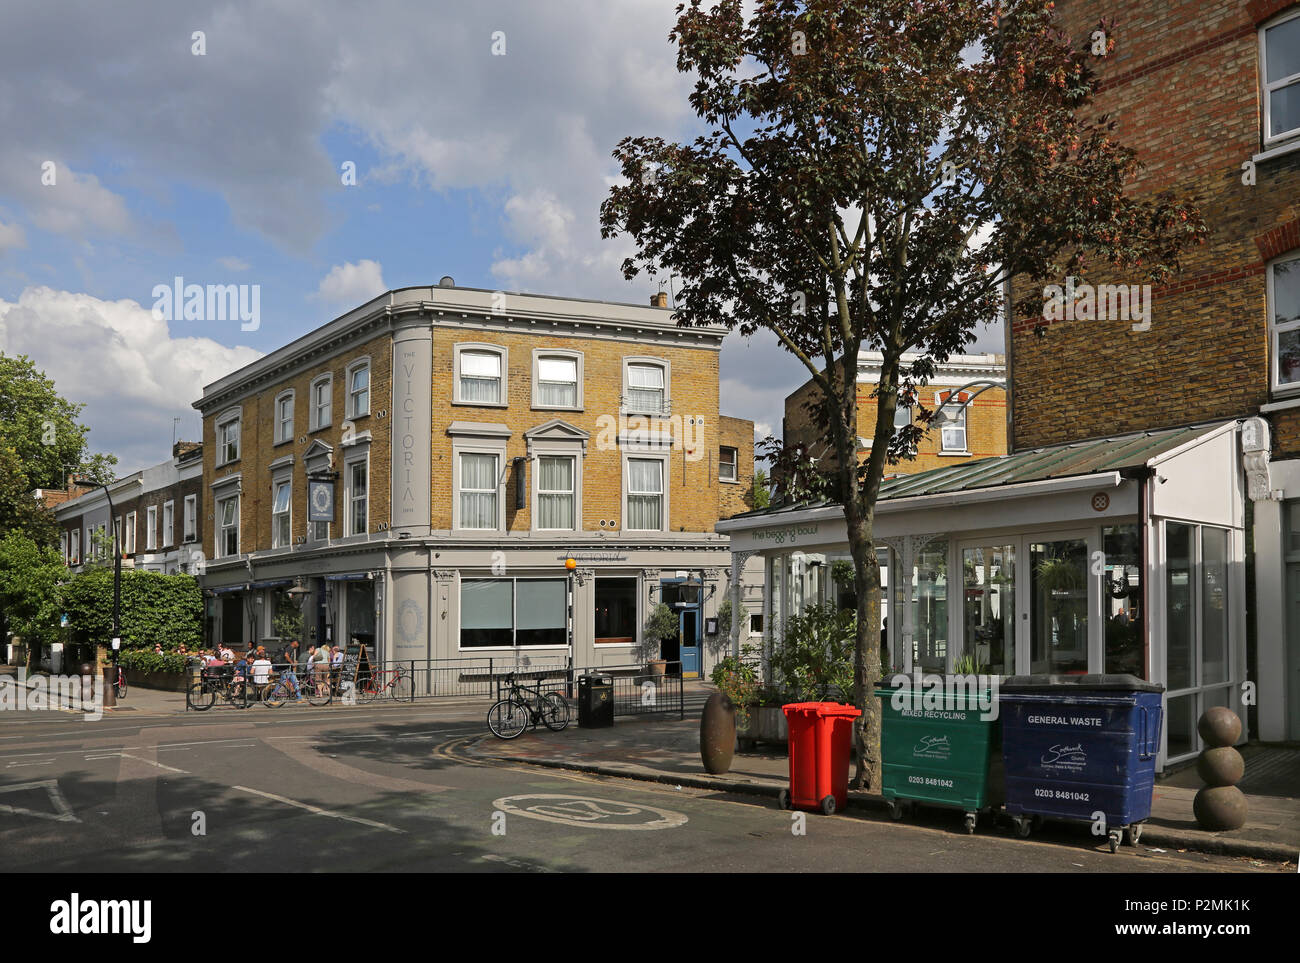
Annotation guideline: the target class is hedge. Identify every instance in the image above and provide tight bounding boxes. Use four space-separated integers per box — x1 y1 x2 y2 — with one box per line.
60 569 203 652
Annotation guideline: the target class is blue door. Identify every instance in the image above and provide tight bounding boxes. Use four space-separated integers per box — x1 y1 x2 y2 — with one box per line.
679 609 700 678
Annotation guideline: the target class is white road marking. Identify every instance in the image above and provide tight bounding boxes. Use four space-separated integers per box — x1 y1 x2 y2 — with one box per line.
88 752 189 774
492 794 688 830
0 780 79 822
6 760 54 767
232 786 406 834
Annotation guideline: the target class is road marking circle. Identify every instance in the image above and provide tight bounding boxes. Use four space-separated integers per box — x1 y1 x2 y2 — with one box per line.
492 793 687 830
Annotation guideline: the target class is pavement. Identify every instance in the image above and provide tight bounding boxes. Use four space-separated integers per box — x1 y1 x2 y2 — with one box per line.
7 666 1297 864
465 684 1300 864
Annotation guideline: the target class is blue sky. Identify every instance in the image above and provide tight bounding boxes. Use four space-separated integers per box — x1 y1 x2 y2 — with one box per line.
0 0 1001 475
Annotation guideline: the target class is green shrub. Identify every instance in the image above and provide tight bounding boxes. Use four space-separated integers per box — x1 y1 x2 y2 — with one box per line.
117 649 189 675
60 569 203 651
770 602 857 702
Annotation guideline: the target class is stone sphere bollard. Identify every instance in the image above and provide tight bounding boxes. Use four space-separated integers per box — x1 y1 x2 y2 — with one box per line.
1192 707 1246 831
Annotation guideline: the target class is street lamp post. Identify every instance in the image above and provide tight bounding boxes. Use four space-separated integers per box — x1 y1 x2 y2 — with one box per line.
928 378 1008 427
75 477 122 708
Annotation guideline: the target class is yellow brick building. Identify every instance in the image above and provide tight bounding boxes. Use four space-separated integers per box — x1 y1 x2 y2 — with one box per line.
193 284 758 678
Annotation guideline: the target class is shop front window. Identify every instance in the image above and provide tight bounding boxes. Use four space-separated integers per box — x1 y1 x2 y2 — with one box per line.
1103 525 1144 677
1030 538 1089 674
346 582 376 652
913 540 948 673
962 543 1014 675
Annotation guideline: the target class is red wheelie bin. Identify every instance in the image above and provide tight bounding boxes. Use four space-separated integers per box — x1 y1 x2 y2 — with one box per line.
779 702 862 815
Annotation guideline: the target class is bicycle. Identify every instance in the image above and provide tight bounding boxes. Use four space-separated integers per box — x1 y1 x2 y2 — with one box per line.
186 668 256 711
113 665 126 701
263 670 332 708
354 664 412 703
486 673 571 739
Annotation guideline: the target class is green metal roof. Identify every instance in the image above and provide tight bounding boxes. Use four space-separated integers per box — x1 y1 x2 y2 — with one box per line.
728 422 1234 522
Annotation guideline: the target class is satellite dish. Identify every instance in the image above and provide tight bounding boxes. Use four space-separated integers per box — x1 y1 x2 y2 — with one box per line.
438 276 455 287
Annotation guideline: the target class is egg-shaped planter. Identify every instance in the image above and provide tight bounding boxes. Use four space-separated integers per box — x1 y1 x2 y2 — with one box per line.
700 692 737 774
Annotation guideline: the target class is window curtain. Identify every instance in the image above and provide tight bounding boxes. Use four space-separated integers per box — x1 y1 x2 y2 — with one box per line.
627 364 664 411
460 351 501 403
627 458 662 530
538 357 577 406
537 455 574 529
460 452 498 528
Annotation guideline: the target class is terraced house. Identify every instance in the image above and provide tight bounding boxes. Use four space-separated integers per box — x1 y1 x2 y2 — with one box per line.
192 282 758 680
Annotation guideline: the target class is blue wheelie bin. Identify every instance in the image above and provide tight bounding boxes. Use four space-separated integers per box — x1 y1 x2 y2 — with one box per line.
999 674 1163 852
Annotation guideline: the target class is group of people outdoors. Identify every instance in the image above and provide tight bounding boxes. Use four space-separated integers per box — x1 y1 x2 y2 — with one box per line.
181 640 354 700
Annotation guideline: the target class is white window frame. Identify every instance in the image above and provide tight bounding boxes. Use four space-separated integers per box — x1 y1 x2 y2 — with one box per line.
271 479 292 549
162 500 174 547
719 446 738 482
936 390 970 454
453 439 507 531
1262 9 1300 147
310 373 333 431
531 349 583 410
125 512 136 555
534 453 578 532
622 357 671 415
1269 251 1300 394
183 494 197 542
145 505 158 551
345 454 370 537
218 494 240 558
454 343 508 407
59 531 68 563
216 407 241 466
623 452 669 532
70 529 80 564
274 389 295 445
347 358 371 419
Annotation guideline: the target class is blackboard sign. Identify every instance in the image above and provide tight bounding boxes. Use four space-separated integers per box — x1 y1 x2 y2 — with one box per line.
346 642 372 685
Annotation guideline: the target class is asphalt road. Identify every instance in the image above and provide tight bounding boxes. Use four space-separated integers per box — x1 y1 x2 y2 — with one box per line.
0 701 1287 874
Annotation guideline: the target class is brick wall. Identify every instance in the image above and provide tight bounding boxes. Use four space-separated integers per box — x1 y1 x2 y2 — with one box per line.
204 332 393 556
1010 0 1300 455
718 414 756 518
430 328 728 533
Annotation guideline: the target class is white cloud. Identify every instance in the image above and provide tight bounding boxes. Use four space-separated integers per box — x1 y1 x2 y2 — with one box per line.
0 220 25 254
1 157 136 240
218 256 251 272
312 259 386 306
0 287 262 473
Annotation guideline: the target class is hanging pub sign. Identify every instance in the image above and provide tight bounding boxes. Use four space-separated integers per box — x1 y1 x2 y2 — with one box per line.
308 479 335 522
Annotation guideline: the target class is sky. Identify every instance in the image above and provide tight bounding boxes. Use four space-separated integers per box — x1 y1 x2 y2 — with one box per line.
0 0 1002 476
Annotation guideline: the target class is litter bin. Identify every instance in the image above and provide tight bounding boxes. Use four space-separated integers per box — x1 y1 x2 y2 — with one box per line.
780 702 861 815
999 674 1163 852
577 674 614 729
875 682 1002 833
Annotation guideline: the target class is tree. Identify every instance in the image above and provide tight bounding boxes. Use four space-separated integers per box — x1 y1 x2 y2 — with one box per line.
601 0 1203 788
0 353 117 541
752 467 771 509
60 569 202 652
0 533 66 659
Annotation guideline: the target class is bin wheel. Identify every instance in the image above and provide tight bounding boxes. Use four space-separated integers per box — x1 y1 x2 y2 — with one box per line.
1124 823 1143 847
777 789 790 811
1016 817 1032 838
963 813 977 835
1107 830 1121 854
888 799 905 821
820 795 836 816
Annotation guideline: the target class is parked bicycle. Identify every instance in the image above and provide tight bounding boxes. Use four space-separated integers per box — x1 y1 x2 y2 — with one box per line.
263 670 332 708
113 665 126 700
186 668 256 711
487 673 571 739
354 664 412 703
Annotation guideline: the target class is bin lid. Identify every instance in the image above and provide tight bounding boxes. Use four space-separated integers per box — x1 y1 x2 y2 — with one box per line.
999 673 1163 693
782 701 862 718
578 674 611 683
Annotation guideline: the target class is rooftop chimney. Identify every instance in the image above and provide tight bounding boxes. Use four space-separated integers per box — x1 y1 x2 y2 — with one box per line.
651 292 669 308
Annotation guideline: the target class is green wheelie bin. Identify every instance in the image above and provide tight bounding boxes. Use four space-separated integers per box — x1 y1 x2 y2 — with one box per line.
875 680 1003 833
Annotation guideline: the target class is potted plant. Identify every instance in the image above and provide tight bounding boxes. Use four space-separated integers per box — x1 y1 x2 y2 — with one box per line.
641 603 677 676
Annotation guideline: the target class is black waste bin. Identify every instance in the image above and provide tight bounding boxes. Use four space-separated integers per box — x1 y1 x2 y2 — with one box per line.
578 674 614 728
